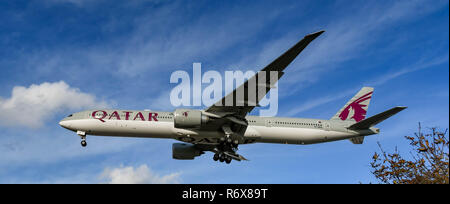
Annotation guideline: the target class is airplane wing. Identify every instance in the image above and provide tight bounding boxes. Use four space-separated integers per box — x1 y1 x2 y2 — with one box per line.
193 31 324 162
205 30 324 118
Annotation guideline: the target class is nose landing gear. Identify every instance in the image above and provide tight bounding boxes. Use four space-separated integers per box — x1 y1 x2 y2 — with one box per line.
77 130 87 147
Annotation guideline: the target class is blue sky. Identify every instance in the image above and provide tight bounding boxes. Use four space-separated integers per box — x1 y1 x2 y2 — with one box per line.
0 0 448 183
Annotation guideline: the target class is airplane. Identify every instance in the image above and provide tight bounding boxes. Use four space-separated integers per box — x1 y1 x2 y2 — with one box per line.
59 30 406 164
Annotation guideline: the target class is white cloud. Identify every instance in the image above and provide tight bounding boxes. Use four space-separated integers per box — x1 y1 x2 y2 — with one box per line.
0 81 108 128
43 0 98 7
368 54 449 86
99 164 181 184
283 53 449 117
284 89 356 117
110 2 279 77
45 0 164 7
234 0 448 97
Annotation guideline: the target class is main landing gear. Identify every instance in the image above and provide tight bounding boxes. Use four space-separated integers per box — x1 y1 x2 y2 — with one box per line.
77 130 87 147
213 134 238 164
213 152 232 164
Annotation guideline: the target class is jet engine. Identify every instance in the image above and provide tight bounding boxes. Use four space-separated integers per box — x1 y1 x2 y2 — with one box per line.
173 109 209 128
172 143 204 160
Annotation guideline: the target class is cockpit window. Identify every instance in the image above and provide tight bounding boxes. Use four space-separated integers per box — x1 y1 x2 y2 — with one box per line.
67 114 73 117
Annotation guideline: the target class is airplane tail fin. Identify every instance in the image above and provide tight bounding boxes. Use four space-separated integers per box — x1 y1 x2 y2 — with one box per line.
331 87 374 123
348 106 407 130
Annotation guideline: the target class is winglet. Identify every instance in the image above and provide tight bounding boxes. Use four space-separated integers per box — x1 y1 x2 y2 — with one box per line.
261 30 325 73
307 30 325 37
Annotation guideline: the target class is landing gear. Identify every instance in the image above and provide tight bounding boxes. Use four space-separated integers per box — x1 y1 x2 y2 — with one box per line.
214 153 231 164
219 154 225 162
213 154 232 164
214 124 248 164
77 130 87 148
212 138 240 164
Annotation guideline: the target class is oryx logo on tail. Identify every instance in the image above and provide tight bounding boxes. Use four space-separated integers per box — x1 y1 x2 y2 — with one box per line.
338 91 372 122
331 87 374 123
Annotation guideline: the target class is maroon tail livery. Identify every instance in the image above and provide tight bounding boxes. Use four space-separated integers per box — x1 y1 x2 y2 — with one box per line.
331 87 374 123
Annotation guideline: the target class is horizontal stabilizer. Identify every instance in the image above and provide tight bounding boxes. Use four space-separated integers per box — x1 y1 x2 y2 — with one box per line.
348 106 407 130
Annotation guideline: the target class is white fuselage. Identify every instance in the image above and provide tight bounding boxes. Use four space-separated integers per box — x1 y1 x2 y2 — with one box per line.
59 110 374 145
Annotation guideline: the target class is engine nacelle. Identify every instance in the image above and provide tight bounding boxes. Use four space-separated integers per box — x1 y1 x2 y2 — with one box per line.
173 109 209 128
172 143 204 160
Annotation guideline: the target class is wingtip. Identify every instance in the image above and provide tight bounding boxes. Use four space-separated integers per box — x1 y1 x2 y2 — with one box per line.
317 30 325 34
308 30 325 37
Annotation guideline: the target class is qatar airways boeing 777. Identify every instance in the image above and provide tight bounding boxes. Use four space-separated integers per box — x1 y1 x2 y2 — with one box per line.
59 30 406 164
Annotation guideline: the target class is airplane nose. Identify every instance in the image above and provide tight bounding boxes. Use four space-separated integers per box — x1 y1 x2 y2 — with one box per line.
59 120 71 129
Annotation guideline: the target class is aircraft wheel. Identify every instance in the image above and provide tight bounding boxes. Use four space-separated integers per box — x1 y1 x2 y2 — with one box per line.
213 153 219 161
219 154 225 162
81 140 87 147
225 157 232 164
